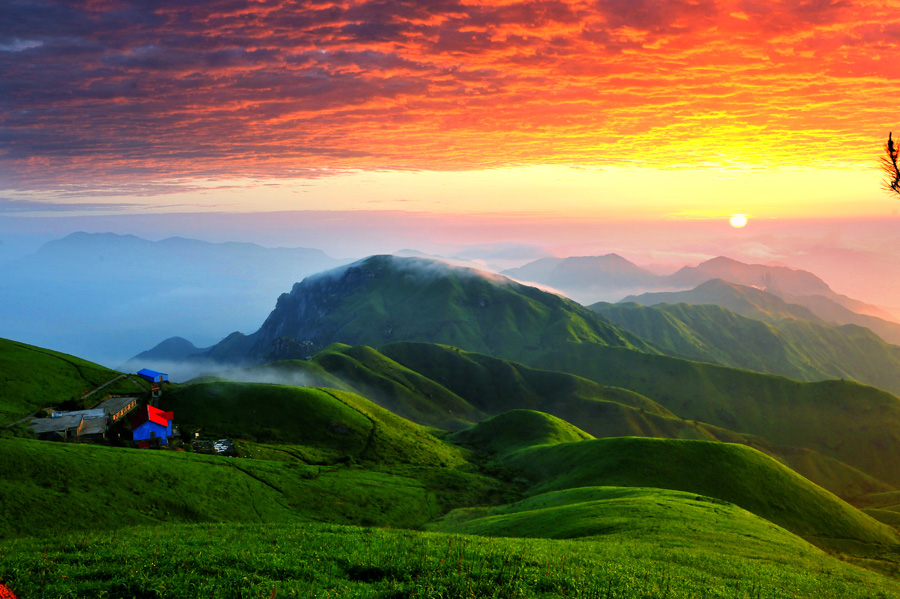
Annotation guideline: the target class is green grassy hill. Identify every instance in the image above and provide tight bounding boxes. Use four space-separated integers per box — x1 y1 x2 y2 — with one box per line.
535 342 900 488
379 342 897 498
428 486 816 550
380 341 671 418
209 342 894 500
0 437 500 539
204 341 672 433
199 254 656 365
501 437 900 551
447 409 593 453
0 337 137 425
7 334 900 595
161 382 466 467
192 344 482 431
592 298 900 395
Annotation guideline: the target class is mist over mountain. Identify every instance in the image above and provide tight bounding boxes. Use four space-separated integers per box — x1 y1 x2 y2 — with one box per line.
0 232 343 366
621 279 822 322
505 253 900 329
162 254 654 367
501 254 661 303
626 278 900 346
669 256 896 320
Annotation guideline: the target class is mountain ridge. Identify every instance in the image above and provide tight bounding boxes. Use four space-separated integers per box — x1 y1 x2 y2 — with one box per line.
180 254 656 366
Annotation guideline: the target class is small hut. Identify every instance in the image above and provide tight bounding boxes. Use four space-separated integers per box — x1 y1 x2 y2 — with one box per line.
131 405 174 446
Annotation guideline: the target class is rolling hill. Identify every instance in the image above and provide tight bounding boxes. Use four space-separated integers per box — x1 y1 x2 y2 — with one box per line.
499 436 900 550
6 336 900 595
206 342 894 500
592 296 900 394
0 337 141 425
0 434 500 539
535 342 900 488
159 381 467 468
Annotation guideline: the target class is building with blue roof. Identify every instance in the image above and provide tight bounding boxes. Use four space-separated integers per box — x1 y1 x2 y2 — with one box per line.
137 368 169 383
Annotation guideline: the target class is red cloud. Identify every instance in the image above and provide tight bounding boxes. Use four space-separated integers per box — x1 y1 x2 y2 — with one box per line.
1 0 898 190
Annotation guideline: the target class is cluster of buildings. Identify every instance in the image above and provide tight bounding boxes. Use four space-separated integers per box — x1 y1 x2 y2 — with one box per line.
30 368 176 447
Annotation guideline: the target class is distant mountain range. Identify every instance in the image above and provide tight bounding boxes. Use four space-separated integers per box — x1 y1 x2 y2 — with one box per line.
665 256 896 321
503 253 900 337
624 277 900 346
0 232 343 365
593 280 900 395
501 254 659 300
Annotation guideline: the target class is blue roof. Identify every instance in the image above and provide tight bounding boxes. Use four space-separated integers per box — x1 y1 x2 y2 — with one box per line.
137 368 161 377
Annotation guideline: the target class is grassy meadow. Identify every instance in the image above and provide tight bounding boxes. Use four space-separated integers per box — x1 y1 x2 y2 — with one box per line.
5 329 900 597
4 519 900 599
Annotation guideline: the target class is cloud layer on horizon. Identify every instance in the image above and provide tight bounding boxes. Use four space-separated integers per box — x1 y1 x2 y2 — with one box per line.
2 0 899 191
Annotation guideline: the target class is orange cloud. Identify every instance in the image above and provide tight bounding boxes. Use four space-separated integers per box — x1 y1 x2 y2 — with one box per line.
1 0 898 192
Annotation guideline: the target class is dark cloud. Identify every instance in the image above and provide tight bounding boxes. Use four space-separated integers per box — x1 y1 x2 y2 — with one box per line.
594 0 719 33
0 0 894 190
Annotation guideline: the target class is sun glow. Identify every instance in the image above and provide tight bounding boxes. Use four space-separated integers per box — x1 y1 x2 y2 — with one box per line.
730 214 748 228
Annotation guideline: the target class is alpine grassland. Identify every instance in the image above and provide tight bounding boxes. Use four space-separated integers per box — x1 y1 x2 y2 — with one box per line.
0 434 505 539
161 381 470 466
211 343 487 430
6 328 900 596
4 519 900 598
447 410 594 454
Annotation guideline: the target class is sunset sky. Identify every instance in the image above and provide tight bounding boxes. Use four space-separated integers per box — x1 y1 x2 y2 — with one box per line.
2 0 900 222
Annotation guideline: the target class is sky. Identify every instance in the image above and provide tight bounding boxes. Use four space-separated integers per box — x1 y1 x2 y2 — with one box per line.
3 0 900 213
3 0 900 308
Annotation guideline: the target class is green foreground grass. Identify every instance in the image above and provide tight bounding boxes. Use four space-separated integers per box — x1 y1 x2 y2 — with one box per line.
3 520 899 599
0 438 504 538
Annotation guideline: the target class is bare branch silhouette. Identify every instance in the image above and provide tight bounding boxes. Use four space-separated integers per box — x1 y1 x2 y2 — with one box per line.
882 132 900 196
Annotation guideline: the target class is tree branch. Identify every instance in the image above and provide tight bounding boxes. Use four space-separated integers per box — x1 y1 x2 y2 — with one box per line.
882 132 900 196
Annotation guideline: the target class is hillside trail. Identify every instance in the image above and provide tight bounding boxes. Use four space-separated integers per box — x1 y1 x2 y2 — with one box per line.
3 373 144 428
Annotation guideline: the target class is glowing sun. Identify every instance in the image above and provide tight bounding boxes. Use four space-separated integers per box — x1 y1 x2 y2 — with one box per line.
730 214 748 228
